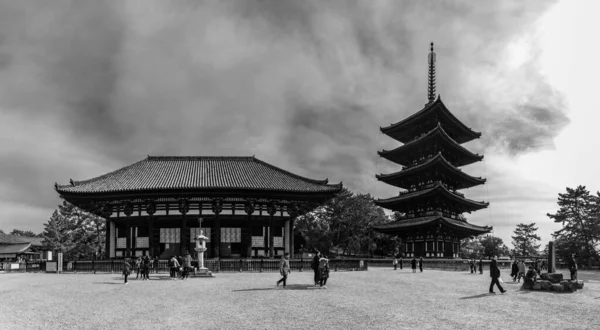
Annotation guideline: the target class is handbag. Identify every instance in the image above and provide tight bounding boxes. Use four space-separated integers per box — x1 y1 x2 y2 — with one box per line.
498 277 504 284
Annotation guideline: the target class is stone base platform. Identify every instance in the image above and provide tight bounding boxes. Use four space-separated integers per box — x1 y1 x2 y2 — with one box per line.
522 278 583 292
192 269 215 278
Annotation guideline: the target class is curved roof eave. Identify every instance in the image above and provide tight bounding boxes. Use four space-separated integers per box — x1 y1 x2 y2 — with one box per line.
379 125 483 164
380 96 481 139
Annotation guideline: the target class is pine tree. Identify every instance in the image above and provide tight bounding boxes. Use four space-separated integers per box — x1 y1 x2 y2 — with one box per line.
511 223 541 256
41 201 106 260
547 185 600 266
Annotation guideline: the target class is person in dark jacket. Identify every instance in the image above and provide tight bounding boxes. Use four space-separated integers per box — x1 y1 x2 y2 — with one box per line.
141 252 150 280
511 260 519 282
123 259 131 284
419 257 423 272
181 251 192 280
489 258 506 294
399 256 403 270
411 257 417 273
568 254 578 281
311 251 321 285
470 259 474 273
478 258 483 274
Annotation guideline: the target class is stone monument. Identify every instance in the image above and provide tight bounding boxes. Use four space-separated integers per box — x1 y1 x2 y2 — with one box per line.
194 217 214 277
547 240 556 273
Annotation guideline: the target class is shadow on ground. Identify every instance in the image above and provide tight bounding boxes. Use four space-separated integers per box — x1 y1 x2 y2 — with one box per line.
459 293 496 300
233 284 321 292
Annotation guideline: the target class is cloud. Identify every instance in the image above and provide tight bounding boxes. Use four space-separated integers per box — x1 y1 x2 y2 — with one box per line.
0 0 566 235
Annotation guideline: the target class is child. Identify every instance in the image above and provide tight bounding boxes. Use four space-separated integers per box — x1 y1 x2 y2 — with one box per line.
123 259 131 284
318 256 330 289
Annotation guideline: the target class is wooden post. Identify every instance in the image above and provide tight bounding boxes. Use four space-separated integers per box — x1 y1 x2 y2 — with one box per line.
267 202 277 259
244 200 255 259
178 199 190 256
212 199 223 259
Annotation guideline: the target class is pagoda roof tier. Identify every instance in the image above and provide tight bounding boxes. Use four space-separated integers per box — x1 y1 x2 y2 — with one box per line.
374 183 489 212
55 156 342 200
380 96 481 144
376 153 486 190
378 124 483 167
371 215 492 237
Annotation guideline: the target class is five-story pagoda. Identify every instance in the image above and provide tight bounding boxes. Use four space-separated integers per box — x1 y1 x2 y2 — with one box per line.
373 43 492 258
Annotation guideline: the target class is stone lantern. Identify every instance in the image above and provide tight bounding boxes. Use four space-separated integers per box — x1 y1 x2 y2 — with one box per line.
194 218 214 277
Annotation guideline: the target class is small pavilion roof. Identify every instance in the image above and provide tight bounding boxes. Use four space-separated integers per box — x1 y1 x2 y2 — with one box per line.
0 243 31 254
372 215 492 236
376 153 486 189
380 96 481 144
55 156 342 195
0 232 29 244
374 183 489 211
378 124 483 167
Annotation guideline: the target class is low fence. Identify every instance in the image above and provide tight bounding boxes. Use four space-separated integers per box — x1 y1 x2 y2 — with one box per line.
2 258 572 274
364 258 569 272
4 258 367 274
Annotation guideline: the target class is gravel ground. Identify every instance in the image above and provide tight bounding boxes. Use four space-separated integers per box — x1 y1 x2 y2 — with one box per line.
1 268 599 330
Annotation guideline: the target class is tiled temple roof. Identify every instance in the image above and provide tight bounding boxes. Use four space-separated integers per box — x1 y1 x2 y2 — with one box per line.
0 232 29 244
374 183 489 211
378 123 483 167
376 153 486 189
55 156 342 195
372 215 492 235
380 96 481 144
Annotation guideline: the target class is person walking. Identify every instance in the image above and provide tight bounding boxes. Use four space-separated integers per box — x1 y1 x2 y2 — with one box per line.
169 255 180 280
318 256 330 289
511 260 519 282
411 257 417 273
141 252 150 280
311 251 321 285
470 259 474 273
153 256 159 274
399 256 403 270
489 257 506 294
276 252 291 288
135 256 142 279
123 258 131 285
419 257 423 273
181 251 192 280
568 254 578 281
393 257 398 270
478 258 483 274
517 260 526 282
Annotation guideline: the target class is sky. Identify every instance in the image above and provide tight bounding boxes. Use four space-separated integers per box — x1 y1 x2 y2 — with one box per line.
0 0 598 251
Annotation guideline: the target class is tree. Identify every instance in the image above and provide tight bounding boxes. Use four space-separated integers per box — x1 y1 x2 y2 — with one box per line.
547 185 600 267
511 223 541 256
9 229 39 237
41 201 106 260
479 235 506 259
0 229 4 234
295 188 391 257
460 238 483 259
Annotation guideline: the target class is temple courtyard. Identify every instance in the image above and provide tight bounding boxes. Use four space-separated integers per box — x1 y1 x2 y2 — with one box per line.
1 268 598 329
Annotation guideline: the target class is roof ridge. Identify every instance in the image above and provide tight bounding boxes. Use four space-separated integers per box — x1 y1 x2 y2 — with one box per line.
146 156 255 161
251 158 332 185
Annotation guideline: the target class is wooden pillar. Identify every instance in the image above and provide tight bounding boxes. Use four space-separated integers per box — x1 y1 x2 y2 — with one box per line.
145 200 156 257
267 202 277 259
244 200 255 258
178 199 190 256
123 201 134 257
289 218 295 258
212 199 223 259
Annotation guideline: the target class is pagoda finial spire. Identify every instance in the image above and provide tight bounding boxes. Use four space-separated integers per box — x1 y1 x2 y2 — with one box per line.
427 42 436 103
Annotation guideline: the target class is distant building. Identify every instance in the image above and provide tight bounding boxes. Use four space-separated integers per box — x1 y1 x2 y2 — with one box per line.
0 233 51 261
373 43 492 258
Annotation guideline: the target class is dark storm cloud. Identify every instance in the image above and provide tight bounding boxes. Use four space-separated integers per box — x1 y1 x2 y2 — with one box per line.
0 0 568 232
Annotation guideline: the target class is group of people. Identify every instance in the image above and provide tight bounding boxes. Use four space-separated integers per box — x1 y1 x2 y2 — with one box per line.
122 251 194 284
468 259 483 274
276 250 330 289
392 256 423 272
